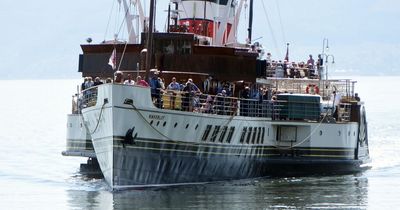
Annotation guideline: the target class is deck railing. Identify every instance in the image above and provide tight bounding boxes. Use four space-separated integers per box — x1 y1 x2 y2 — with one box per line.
77 85 353 123
160 91 342 122
81 86 98 110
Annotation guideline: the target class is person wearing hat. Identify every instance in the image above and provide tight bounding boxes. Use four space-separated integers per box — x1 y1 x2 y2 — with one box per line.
182 78 200 112
149 69 163 108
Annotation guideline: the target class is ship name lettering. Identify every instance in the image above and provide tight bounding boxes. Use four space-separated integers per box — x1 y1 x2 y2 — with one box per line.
149 114 165 120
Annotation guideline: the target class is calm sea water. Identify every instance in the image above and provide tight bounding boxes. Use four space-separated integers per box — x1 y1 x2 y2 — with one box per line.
0 76 399 209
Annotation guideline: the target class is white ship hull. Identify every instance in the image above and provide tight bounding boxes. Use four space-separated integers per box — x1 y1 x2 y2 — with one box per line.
82 84 370 189
62 114 95 158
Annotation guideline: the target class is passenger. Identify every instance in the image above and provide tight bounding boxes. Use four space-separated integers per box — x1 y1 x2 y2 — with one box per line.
240 86 250 116
123 74 135 85
94 77 103 86
81 77 88 91
271 95 278 120
203 76 212 94
136 76 149 87
84 77 94 90
167 77 180 91
159 77 166 90
307 55 315 67
167 77 180 109
182 78 200 112
354 93 361 102
83 77 95 103
114 71 124 83
248 45 257 52
317 54 324 78
215 89 227 115
149 70 163 108
331 91 341 120
266 53 272 66
202 95 214 113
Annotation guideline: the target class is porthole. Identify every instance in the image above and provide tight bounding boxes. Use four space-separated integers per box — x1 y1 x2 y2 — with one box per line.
157 121 160 126
163 121 166 127
195 124 199 130
150 120 154 125
354 131 356 136
319 130 323 136
174 122 178 128
338 131 341 136
185 124 189 129
348 131 351 136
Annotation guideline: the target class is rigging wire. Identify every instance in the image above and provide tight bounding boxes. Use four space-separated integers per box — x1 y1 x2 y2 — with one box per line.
274 0 286 45
104 0 116 42
117 20 134 71
260 1 282 58
116 3 132 39
114 1 121 38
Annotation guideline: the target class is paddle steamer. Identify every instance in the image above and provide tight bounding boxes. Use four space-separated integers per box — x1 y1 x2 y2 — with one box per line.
66 0 370 189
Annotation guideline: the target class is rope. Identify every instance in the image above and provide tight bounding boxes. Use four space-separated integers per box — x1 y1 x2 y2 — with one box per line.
274 0 286 45
260 1 281 58
104 0 116 42
273 112 329 150
128 97 237 142
81 101 106 135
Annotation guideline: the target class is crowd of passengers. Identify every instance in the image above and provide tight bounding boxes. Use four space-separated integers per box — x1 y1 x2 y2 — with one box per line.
77 70 361 121
263 53 324 79
78 70 282 117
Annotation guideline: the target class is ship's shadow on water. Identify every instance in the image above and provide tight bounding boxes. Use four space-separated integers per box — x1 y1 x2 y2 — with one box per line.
67 174 369 209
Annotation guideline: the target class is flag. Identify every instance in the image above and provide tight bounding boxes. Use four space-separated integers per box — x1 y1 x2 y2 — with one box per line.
108 48 117 70
284 43 289 62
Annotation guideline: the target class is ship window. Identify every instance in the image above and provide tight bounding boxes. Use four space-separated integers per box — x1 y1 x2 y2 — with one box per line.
246 127 253 144
354 131 356 136
174 122 178 128
267 127 270 136
240 127 247 143
210 126 221 142
256 127 261 144
338 131 341 136
186 124 189 129
202 125 212 141
163 121 166 127
251 127 257 144
320 130 323 136
261 127 265 144
219 126 228 143
157 121 160 126
195 124 199 130
150 120 154 125
226 127 235 143
348 131 350 136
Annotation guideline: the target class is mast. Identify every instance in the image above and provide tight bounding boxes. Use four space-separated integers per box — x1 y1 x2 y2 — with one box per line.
247 0 254 44
145 0 156 80
167 3 171 33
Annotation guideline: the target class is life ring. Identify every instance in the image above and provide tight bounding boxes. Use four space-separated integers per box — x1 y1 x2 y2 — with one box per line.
306 84 319 94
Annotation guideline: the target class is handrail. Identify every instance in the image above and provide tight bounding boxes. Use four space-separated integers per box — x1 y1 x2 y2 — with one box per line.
76 83 353 123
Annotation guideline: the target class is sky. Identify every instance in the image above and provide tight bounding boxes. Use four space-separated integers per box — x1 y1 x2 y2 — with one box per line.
0 0 399 79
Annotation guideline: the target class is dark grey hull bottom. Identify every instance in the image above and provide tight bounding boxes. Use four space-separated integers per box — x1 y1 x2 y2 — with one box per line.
111 146 370 187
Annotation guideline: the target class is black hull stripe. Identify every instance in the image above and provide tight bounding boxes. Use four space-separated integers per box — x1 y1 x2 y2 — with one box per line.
96 135 354 152
94 136 356 159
